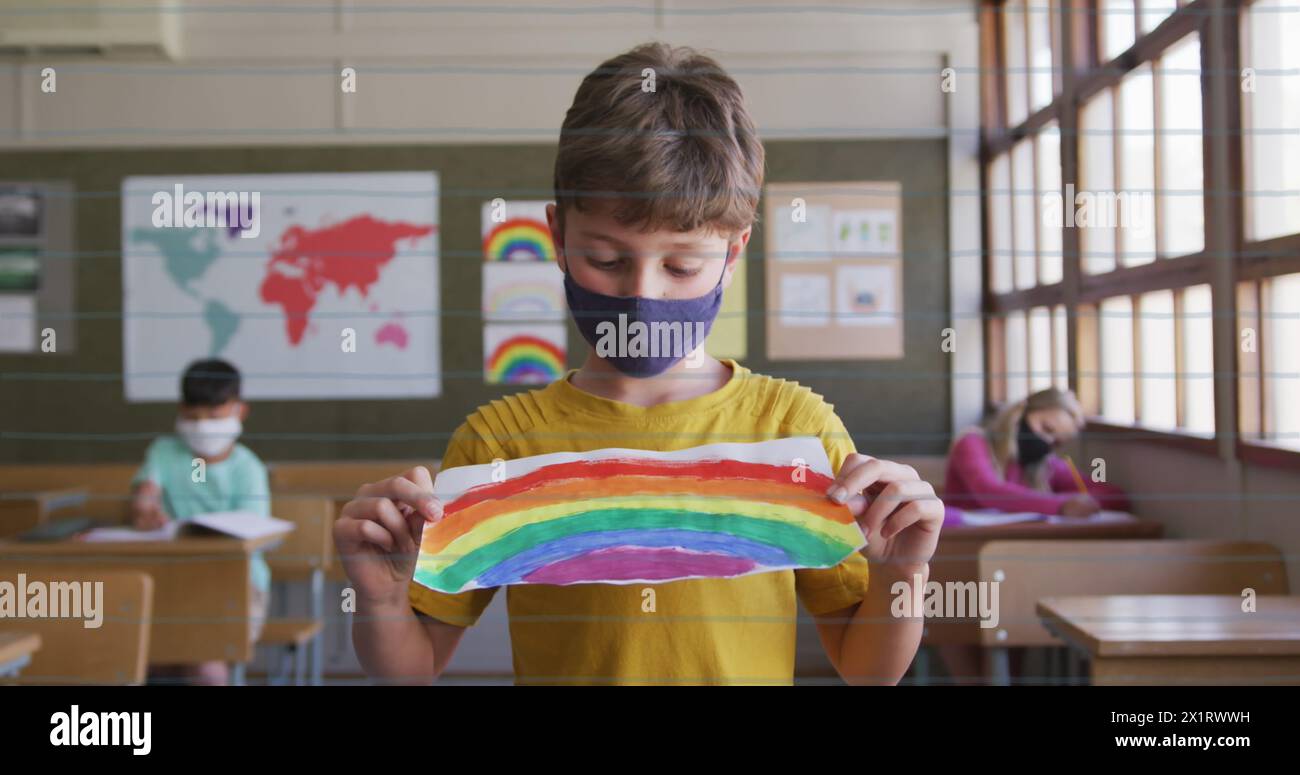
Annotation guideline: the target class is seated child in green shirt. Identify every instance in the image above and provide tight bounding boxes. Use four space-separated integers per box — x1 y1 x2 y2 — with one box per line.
130 358 271 685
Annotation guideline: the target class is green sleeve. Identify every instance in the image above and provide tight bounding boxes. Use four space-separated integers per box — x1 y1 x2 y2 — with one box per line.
235 454 272 516
131 438 165 488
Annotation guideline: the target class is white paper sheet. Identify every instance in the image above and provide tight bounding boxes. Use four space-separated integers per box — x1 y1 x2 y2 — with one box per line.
778 273 831 327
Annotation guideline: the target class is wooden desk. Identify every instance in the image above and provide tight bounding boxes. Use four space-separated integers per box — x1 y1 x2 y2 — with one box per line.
1037 595 1300 685
924 513 1164 646
0 632 42 677
0 489 89 538
0 531 288 666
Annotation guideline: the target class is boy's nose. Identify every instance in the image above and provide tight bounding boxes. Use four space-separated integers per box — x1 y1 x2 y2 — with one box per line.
623 268 662 299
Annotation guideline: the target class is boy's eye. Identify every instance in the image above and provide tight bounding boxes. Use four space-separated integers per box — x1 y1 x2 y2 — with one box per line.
665 263 704 278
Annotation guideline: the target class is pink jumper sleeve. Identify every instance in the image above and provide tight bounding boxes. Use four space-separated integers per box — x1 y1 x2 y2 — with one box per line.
945 432 1072 514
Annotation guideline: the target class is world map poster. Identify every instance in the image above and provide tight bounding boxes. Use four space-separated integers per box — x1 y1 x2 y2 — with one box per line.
121 172 441 401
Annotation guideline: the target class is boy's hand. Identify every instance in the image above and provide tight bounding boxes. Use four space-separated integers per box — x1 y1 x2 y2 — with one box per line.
131 481 168 530
334 466 443 607
826 454 943 574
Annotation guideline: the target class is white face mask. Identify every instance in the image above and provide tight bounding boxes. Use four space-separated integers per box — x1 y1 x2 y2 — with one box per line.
175 415 242 459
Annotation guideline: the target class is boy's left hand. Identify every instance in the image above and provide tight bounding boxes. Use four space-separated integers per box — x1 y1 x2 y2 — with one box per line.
826 454 943 573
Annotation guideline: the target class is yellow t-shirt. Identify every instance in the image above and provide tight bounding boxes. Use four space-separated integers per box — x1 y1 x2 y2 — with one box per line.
408 359 870 685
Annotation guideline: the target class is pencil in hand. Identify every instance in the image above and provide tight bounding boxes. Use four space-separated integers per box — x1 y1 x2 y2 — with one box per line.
1063 455 1088 494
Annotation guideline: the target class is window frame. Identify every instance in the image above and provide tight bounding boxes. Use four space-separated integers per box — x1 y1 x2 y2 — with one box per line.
981 0 1300 468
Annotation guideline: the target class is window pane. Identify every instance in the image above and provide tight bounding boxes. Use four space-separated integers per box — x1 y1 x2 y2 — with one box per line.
1101 0 1135 62
1243 0 1300 242
989 154 1014 294
1004 0 1030 126
1139 0 1177 34
1037 123 1063 284
1029 306 1053 391
1027 0 1054 111
1080 92 1117 274
1182 284 1215 434
1268 273 1300 448
1006 310 1030 402
1012 139 1037 289
1118 64 1156 266
1053 304 1068 390
1100 296 1136 423
1139 290 1177 430
1159 35 1204 257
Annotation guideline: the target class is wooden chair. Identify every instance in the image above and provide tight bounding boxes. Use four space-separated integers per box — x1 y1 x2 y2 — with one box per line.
0 463 138 523
0 569 153 685
268 459 438 582
0 488 90 538
258 619 324 686
975 539 1289 684
891 455 947 496
257 495 334 685
268 459 438 505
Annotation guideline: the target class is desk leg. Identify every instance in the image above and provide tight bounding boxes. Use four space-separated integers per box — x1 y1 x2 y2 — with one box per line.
295 644 306 686
310 567 324 686
984 647 1011 686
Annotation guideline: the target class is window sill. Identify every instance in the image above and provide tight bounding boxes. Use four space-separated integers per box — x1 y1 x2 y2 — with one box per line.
1083 419 1219 456
1237 441 1300 472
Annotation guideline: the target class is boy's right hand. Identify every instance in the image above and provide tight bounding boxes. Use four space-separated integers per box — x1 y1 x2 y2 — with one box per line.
131 480 168 530
334 466 443 606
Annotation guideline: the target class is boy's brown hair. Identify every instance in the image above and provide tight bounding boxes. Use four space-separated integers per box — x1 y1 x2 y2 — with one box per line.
553 42 766 239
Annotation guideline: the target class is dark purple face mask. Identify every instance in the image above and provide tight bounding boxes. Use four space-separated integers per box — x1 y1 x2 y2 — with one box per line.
563 262 726 378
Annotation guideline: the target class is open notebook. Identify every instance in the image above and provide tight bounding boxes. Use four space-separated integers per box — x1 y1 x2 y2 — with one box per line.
956 509 1132 527
79 511 293 543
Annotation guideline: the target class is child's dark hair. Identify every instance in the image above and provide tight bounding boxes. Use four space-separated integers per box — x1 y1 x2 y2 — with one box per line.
180 359 242 406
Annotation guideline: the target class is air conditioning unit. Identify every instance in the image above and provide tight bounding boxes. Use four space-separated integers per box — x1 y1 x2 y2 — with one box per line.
0 0 182 59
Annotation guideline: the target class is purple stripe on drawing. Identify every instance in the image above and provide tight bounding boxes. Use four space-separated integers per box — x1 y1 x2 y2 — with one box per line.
522 546 757 585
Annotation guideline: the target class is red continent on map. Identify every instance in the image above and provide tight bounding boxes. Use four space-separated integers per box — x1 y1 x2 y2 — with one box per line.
258 215 435 345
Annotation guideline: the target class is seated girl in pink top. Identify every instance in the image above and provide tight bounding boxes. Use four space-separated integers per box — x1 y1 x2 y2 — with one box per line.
944 387 1130 517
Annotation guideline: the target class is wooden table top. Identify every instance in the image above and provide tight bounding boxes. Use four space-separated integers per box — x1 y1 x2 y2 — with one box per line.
941 511 1164 541
0 528 290 558
0 632 42 665
1037 595 1300 658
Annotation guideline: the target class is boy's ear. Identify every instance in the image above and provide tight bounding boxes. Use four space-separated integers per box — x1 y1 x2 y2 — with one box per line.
721 226 750 289
546 202 567 273
237 401 249 422
735 225 752 253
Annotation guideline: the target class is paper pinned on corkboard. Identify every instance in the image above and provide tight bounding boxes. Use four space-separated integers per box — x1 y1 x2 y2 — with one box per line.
764 181 903 360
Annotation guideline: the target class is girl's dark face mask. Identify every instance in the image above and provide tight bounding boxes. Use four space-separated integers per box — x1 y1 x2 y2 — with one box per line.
1016 415 1055 465
560 247 730 379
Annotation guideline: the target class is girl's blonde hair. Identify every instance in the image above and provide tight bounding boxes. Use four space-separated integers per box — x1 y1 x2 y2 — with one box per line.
978 387 1085 490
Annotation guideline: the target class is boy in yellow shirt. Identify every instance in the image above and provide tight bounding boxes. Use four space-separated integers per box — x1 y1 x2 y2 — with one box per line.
334 42 943 685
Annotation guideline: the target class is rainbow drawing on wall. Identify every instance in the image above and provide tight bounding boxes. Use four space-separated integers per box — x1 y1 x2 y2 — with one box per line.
413 438 864 593
482 217 556 262
480 201 557 262
483 323 566 385
482 263 564 322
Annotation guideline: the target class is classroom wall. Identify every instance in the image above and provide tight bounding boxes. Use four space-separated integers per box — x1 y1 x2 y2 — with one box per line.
1081 437 1300 589
0 137 952 466
0 2 965 150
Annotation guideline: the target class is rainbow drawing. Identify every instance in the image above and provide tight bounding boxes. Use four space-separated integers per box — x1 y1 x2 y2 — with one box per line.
484 324 566 384
482 218 556 262
482 263 565 322
413 438 864 593
485 282 563 318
